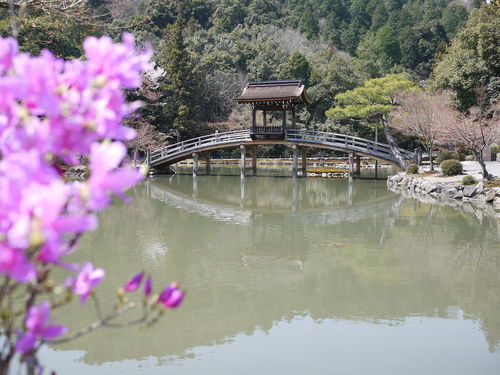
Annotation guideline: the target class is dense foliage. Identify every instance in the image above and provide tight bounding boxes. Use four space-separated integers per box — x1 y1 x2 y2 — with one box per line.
0 0 496 147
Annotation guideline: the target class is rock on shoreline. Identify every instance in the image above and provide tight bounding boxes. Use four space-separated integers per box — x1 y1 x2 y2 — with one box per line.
387 173 500 217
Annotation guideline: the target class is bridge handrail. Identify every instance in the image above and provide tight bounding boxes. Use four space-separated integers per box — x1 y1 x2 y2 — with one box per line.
150 130 250 163
149 129 414 166
286 129 413 157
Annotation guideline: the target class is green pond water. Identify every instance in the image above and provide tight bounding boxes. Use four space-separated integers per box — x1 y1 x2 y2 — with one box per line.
41 167 500 374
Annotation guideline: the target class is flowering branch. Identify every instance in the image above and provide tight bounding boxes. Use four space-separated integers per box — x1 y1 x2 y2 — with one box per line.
0 33 185 374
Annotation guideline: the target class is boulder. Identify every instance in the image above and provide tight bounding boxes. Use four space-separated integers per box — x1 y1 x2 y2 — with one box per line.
453 190 464 199
420 181 437 193
494 197 500 207
463 185 477 197
475 181 485 194
470 194 487 203
392 174 404 183
485 189 497 203
441 187 458 198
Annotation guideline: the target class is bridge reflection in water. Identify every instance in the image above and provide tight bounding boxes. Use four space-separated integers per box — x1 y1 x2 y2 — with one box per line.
47 174 500 374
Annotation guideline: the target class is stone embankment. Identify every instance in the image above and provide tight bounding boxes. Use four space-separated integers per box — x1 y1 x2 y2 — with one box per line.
387 173 500 218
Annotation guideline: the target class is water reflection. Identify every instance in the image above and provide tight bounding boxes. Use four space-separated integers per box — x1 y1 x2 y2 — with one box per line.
46 172 500 373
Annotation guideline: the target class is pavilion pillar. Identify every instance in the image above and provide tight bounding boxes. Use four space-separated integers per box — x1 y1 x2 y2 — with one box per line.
282 110 287 137
355 155 361 178
263 110 267 127
292 107 296 129
252 145 257 176
240 144 246 178
301 147 307 176
252 108 256 133
348 152 355 178
292 144 298 178
205 154 211 175
192 152 199 177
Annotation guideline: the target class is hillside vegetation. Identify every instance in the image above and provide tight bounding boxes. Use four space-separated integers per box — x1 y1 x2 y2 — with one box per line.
0 0 497 150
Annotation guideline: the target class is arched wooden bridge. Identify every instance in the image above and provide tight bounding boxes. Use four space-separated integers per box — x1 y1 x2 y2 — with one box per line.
149 129 415 177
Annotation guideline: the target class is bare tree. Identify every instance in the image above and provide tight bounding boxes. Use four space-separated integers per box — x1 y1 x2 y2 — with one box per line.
0 0 89 13
390 91 455 170
441 87 499 179
125 117 168 165
2 0 113 37
201 70 247 122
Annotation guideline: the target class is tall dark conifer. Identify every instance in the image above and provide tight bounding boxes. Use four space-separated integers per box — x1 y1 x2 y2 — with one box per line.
159 15 200 136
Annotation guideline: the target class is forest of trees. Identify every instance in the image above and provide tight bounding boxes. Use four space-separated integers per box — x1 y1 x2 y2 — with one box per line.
0 0 498 154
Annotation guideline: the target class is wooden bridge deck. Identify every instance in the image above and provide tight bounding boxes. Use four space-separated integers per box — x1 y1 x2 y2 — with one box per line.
149 129 414 168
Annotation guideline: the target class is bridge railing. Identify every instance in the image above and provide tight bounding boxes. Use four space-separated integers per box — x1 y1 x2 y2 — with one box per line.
286 129 413 159
150 129 414 166
150 130 250 164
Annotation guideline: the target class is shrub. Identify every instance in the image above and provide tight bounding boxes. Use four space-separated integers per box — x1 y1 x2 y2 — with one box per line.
440 159 463 176
406 164 419 174
491 145 500 154
462 175 476 185
437 150 460 163
465 155 474 161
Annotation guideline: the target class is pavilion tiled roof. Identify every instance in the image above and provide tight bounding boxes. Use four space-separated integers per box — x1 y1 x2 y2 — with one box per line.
235 80 312 105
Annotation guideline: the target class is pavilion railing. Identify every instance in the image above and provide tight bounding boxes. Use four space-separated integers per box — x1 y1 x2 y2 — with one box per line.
252 125 283 134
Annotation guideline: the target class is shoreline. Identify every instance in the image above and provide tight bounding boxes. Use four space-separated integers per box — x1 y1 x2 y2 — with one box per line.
387 161 500 218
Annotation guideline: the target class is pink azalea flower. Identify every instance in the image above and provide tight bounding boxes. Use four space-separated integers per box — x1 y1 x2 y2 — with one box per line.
157 283 184 309
0 37 17 73
84 33 151 88
87 141 144 210
15 301 67 354
124 271 144 292
72 262 105 303
0 244 35 283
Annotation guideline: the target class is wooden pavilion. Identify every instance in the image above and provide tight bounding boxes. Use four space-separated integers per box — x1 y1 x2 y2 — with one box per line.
235 80 312 140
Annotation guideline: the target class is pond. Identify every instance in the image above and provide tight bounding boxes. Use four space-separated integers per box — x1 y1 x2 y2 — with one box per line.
42 168 500 374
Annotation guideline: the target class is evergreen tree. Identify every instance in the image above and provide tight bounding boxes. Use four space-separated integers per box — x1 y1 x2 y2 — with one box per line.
298 8 320 40
158 15 201 136
326 74 418 168
281 52 311 85
374 24 401 68
430 2 499 110
370 3 388 32
212 0 246 33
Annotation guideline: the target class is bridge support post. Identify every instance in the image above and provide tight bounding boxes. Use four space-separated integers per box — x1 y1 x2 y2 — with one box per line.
205 154 211 175
240 145 246 178
375 160 378 179
301 147 307 177
348 153 355 178
252 146 257 176
291 144 298 178
192 152 199 177
355 155 361 178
